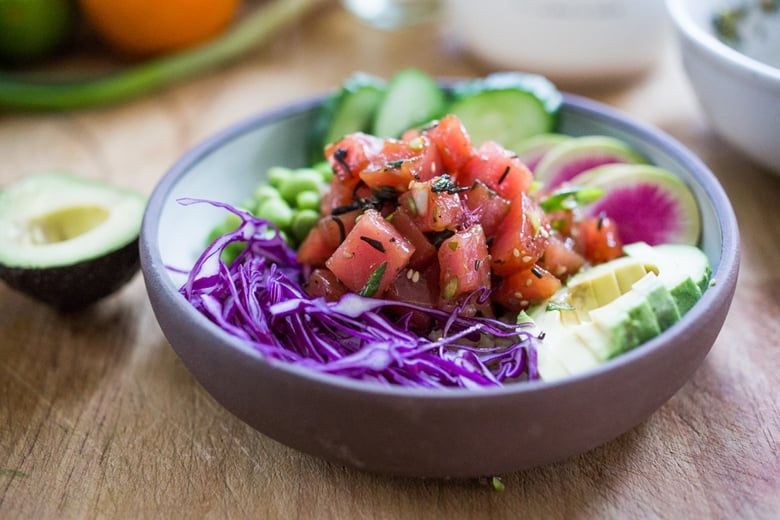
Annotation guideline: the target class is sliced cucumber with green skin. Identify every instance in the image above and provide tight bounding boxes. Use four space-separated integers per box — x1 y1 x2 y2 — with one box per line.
309 72 386 160
447 72 562 154
371 68 446 138
533 135 646 190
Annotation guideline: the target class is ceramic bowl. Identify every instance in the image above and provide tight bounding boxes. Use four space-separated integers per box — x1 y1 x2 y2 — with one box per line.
446 0 670 84
140 93 739 478
667 0 780 174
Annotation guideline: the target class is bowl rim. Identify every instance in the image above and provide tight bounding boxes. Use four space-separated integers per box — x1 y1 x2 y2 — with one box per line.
140 91 740 401
666 0 780 84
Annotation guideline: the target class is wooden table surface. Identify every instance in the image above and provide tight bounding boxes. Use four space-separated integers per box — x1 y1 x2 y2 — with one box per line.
1 2 779 518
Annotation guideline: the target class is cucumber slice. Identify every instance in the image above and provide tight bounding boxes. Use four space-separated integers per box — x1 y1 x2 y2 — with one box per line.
371 68 446 138
447 72 562 154
309 72 386 161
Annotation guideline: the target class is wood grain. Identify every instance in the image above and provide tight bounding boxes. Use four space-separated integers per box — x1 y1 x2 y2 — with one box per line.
1 3 779 518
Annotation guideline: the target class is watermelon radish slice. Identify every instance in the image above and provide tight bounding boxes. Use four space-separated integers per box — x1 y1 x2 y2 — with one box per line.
534 135 646 190
572 164 701 246
516 133 570 172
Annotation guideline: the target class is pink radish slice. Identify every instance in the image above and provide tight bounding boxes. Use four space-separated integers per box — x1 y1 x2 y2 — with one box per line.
572 164 701 246
534 135 646 190
515 133 570 172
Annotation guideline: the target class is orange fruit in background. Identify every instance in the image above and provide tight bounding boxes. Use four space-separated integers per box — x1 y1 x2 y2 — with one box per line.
78 0 242 57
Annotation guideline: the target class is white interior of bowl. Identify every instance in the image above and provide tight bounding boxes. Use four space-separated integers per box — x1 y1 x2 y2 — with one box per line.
668 0 780 76
159 109 314 287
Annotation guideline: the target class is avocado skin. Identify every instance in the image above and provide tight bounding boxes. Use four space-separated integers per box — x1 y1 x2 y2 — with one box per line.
0 238 139 311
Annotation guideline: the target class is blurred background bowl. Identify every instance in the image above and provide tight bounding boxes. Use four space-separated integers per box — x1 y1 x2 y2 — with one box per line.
446 0 670 85
667 0 780 175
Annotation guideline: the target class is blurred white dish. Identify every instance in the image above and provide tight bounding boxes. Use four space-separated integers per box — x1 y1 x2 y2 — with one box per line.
667 0 780 175
446 0 670 84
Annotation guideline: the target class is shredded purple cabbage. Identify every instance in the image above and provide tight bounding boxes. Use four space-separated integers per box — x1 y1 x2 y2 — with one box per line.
177 198 540 389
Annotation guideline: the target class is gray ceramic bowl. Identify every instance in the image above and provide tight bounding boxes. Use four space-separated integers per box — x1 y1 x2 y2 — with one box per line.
140 93 739 478
667 0 780 174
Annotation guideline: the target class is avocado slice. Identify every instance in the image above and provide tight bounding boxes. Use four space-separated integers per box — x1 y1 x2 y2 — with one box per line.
630 272 681 331
532 243 711 381
531 308 601 378
587 289 661 357
623 241 709 315
0 172 146 310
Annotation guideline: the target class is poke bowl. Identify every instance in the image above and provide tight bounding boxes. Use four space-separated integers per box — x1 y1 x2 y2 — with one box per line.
140 76 739 478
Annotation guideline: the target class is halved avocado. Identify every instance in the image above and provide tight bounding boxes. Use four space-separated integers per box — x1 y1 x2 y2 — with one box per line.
0 172 146 310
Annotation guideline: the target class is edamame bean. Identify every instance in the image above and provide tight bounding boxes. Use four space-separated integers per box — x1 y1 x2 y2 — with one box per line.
253 184 281 204
291 208 320 242
266 166 291 188
312 160 333 183
223 211 244 229
295 190 320 211
277 168 323 204
256 197 294 229
207 220 245 264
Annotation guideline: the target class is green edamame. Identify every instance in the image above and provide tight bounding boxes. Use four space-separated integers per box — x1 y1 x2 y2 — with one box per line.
266 166 290 188
291 208 320 241
312 161 334 183
208 212 247 264
256 197 294 229
206 162 328 257
277 168 324 204
295 190 321 211
253 184 282 204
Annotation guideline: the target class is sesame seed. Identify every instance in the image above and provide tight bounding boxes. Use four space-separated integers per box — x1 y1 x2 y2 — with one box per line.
406 269 414 280
412 270 420 283
512 248 520 258
521 255 532 263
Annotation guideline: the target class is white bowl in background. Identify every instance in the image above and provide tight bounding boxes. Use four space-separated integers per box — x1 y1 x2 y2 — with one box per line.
446 0 670 84
667 0 780 175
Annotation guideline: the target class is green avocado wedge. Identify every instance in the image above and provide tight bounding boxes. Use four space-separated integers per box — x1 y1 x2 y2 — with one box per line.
532 243 711 381
0 172 146 310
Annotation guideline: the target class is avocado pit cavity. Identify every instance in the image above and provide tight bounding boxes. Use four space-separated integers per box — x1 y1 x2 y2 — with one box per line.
27 205 110 245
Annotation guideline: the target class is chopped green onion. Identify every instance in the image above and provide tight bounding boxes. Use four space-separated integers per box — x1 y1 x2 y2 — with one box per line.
539 186 604 212
358 262 387 297
546 301 575 312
